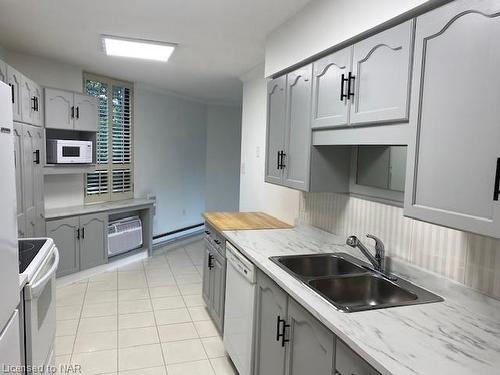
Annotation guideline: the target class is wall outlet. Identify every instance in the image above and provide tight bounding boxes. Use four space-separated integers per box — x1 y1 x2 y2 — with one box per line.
241 162 246 175
256 146 260 158
182 208 186 216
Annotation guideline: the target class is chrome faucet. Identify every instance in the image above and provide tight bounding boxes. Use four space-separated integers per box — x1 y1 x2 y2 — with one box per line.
346 234 387 274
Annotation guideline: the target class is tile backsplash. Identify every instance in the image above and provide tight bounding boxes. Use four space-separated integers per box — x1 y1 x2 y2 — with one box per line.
299 192 500 300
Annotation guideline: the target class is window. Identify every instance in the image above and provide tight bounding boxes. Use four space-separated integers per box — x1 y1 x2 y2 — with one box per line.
83 73 134 203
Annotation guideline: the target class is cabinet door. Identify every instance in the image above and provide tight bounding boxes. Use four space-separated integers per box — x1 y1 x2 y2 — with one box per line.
311 47 351 129
22 125 36 238
285 299 335 375
253 271 287 375
44 88 74 130
21 77 35 125
7 66 22 122
349 20 414 125
0 60 7 83
335 339 378 375
13 123 25 238
74 94 98 131
211 249 226 332
46 217 80 277
32 83 43 127
32 127 45 237
265 76 286 185
202 240 211 306
283 65 312 191
404 0 500 238
79 213 107 270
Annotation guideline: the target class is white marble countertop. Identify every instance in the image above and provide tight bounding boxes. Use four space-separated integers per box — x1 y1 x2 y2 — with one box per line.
45 198 154 219
222 225 500 375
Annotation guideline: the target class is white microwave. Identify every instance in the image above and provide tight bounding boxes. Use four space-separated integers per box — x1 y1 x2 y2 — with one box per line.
46 139 93 164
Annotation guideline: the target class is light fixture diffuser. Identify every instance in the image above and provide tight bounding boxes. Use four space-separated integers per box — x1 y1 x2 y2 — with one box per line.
102 35 176 62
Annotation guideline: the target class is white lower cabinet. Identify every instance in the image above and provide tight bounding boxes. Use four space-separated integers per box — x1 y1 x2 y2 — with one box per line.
253 270 378 375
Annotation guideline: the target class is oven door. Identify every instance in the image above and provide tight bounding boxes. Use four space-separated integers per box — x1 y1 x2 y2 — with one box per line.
24 246 59 368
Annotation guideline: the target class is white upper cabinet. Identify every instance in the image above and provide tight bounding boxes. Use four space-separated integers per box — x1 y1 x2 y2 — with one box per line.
0 60 7 83
283 64 313 190
44 88 74 130
74 93 98 131
7 66 22 122
349 20 414 125
265 76 287 185
45 88 97 131
311 47 351 129
405 0 500 238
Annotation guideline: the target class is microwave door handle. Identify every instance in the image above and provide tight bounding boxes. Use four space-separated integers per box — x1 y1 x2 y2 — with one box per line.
28 248 60 299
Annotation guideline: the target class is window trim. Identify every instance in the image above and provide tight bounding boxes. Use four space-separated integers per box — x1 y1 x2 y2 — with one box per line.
83 72 134 203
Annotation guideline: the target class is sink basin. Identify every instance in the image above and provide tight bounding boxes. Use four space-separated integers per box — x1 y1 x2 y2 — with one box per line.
269 252 443 312
271 254 366 278
309 274 418 312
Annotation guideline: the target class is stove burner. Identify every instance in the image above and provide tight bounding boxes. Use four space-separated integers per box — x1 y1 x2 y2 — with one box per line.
18 239 47 274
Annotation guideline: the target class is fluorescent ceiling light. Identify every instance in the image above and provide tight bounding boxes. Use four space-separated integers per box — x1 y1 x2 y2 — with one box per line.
102 35 176 62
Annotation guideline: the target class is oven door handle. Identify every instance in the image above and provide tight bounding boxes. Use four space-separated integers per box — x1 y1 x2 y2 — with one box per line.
27 247 60 299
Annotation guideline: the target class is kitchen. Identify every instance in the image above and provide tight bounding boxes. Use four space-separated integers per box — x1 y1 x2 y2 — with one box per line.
0 0 499 374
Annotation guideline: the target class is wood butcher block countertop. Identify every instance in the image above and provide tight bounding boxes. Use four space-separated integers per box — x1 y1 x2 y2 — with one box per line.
203 212 293 231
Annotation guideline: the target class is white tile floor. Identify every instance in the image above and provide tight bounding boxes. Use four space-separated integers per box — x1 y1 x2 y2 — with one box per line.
55 236 238 375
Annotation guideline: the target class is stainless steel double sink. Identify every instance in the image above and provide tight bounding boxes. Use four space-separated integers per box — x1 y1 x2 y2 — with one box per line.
270 253 443 312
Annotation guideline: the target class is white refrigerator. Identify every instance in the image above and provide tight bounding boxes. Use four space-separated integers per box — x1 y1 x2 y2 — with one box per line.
0 81 22 373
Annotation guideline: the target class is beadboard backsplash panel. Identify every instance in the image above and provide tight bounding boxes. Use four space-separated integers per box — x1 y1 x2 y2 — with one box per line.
299 192 500 300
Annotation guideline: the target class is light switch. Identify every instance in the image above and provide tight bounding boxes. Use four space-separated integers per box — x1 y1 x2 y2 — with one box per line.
241 162 246 175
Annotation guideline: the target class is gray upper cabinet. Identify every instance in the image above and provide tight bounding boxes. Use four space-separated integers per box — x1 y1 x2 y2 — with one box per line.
0 60 7 83
349 20 414 125
283 64 313 191
311 47 351 129
21 77 36 125
79 213 107 270
74 94 98 131
335 339 379 375
16 123 44 238
47 216 80 277
253 271 288 375
286 299 335 375
265 76 287 185
404 0 500 238
13 124 25 238
44 88 74 130
7 66 22 122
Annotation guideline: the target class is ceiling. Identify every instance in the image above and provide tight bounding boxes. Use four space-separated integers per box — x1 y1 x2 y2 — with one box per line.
0 0 312 105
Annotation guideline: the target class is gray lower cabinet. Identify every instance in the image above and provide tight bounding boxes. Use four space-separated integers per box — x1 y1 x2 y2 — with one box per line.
286 299 335 375
254 270 378 375
253 270 288 375
47 213 108 277
14 122 44 238
404 0 500 238
79 213 108 271
335 339 378 375
46 217 80 277
202 226 227 333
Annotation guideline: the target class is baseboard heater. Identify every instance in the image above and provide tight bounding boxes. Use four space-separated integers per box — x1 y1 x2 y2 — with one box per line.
153 223 204 242
108 216 143 257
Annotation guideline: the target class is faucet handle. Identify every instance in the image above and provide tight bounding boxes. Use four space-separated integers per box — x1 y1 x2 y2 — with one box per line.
366 234 385 252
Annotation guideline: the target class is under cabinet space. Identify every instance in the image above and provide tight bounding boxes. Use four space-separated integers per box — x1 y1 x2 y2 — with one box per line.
44 128 96 172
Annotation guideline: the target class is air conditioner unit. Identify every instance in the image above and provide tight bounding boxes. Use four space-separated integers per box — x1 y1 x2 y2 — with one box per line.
108 216 143 257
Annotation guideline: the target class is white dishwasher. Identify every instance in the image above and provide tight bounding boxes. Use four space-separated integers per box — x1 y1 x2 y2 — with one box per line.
223 242 256 375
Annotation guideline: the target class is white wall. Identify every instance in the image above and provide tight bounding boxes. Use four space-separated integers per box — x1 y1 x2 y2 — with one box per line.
133 84 208 235
239 65 299 225
205 105 242 211
265 0 436 76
